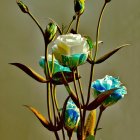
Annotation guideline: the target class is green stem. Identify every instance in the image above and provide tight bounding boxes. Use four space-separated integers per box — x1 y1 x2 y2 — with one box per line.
83 3 107 137
73 70 83 140
44 42 51 78
53 86 60 116
76 15 80 33
47 83 52 123
76 68 85 106
93 2 107 62
27 11 51 78
86 2 107 106
73 70 79 100
53 86 66 140
94 106 105 136
50 83 57 126
86 63 94 105
28 12 45 37
61 72 77 101
66 15 76 33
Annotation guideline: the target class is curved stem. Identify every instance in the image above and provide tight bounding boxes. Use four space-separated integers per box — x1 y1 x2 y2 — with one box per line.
28 12 45 37
83 3 107 137
86 1 107 106
27 11 51 78
93 2 107 62
53 86 60 116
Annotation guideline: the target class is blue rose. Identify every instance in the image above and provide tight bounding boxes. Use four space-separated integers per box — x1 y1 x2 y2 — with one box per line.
91 75 127 107
64 99 80 131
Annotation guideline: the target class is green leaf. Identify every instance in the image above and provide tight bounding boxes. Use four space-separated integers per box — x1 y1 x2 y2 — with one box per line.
86 135 95 140
85 36 94 50
85 36 103 50
10 63 48 83
95 44 130 64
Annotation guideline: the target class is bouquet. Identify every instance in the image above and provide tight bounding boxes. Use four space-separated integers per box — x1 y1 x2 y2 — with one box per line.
11 0 129 139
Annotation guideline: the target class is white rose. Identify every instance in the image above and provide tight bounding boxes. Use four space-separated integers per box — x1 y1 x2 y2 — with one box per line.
51 33 89 68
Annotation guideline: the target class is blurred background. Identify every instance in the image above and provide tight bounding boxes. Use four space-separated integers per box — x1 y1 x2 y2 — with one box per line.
0 0 140 140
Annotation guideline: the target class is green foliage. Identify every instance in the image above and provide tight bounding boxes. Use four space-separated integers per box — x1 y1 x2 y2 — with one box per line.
86 135 95 140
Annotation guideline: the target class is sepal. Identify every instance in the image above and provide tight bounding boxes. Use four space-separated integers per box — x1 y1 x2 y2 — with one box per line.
10 63 48 83
16 0 29 13
95 44 130 64
86 88 117 110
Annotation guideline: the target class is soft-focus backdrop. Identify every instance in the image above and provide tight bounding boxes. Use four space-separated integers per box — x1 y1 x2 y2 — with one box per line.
0 0 139 140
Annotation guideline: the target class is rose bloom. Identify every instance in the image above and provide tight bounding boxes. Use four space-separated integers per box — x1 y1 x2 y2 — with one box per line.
51 33 89 68
91 75 127 107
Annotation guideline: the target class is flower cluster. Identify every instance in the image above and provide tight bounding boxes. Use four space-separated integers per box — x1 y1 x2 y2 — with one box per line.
13 0 128 140
91 75 127 107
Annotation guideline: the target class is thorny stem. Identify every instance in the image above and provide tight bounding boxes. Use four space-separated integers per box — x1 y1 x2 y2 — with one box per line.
94 106 105 136
76 15 80 33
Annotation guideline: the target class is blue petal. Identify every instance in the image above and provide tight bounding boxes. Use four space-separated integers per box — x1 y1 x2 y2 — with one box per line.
91 80 106 92
91 75 127 107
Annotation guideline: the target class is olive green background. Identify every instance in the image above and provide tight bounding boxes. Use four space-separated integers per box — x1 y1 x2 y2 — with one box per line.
0 0 139 140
